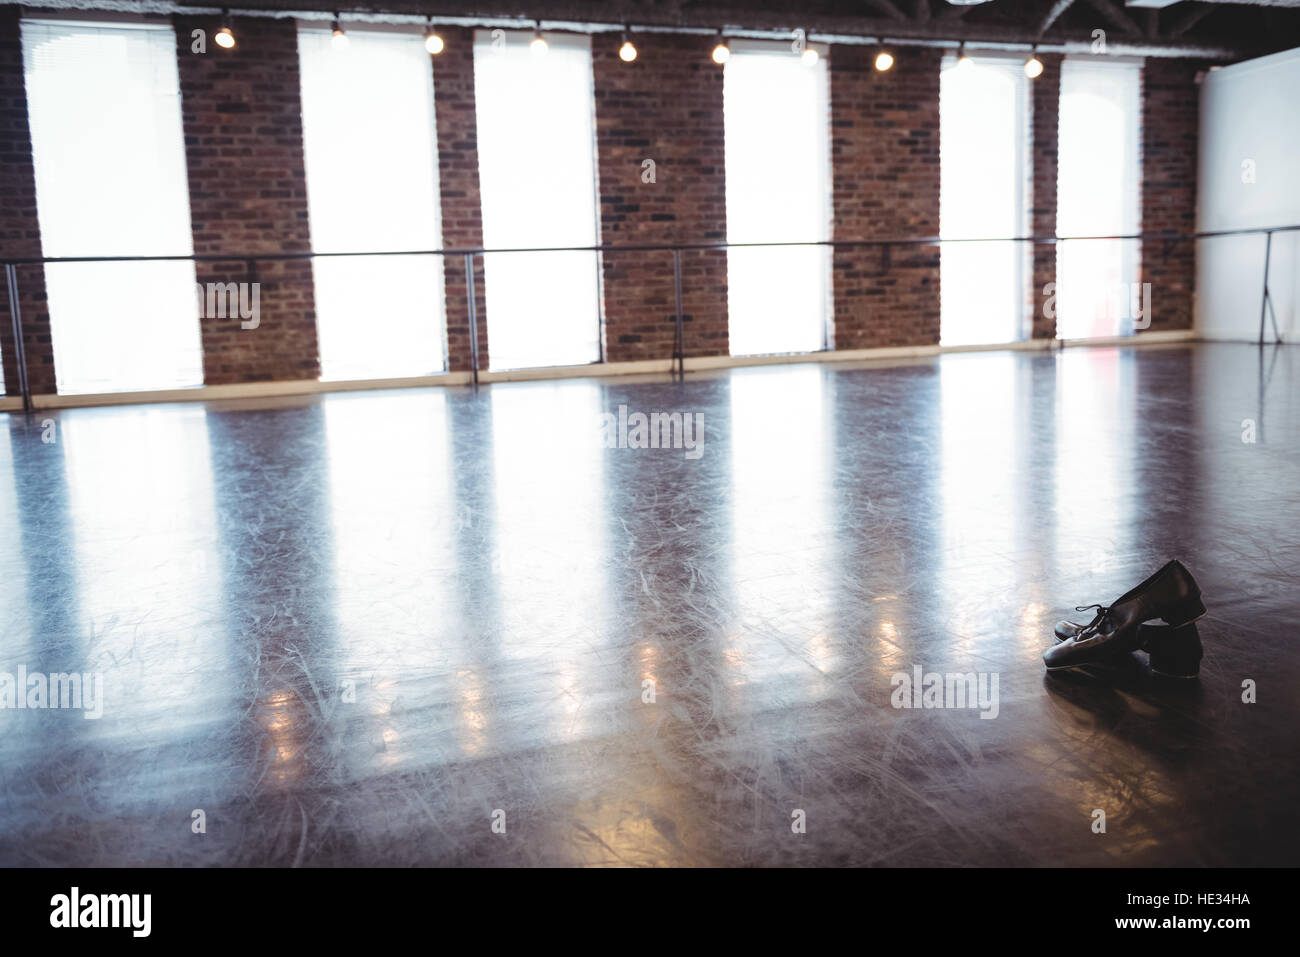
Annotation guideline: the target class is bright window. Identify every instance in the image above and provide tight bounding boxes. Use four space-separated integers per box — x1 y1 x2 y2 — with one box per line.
940 55 1029 346
723 40 831 357
1056 59 1141 339
473 31 601 371
22 20 201 395
298 28 446 380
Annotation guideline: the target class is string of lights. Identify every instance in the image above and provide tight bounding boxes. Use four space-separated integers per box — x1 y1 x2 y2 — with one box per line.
203 12 1054 75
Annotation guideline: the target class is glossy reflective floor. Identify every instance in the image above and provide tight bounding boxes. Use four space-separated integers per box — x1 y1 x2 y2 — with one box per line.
1 343 1297 867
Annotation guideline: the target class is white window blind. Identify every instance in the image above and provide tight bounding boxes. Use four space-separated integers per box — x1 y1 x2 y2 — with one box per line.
940 55 1030 346
298 28 447 381
472 30 601 371
22 20 202 395
723 40 831 357
1056 58 1141 339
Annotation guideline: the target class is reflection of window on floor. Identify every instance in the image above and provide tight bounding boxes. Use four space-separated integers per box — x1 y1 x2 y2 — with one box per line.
1054 348 1136 570
1056 59 1140 340
299 28 446 381
723 40 831 358
22 20 202 395
729 366 835 694
940 55 1030 347
324 392 455 659
473 31 601 371
939 353 1019 623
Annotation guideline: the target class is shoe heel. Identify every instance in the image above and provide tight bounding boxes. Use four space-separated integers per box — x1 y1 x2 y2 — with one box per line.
1146 624 1203 679
1164 592 1206 628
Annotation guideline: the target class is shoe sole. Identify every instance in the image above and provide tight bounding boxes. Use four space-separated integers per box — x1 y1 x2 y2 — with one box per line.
1044 659 1127 673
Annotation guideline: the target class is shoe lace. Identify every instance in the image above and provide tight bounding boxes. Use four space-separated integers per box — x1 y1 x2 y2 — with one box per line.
1074 603 1113 637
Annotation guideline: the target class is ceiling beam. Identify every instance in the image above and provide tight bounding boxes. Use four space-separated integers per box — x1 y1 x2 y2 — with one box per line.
863 0 909 21
1037 0 1080 35
1165 5 1217 37
1082 0 1146 35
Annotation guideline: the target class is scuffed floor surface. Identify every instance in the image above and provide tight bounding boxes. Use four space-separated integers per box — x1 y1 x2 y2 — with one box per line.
0 343 1297 866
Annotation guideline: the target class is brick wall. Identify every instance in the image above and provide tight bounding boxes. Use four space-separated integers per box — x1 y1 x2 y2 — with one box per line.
593 32 728 361
175 15 320 385
1140 58 1205 333
830 46 941 349
0 7 56 395
6 14 1207 389
432 26 489 373
1030 53 1062 340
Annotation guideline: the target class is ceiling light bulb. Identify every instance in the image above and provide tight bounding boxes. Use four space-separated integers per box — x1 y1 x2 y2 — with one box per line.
1025 56 1044 79
425 32 444 55
802 48 819 64
215 26 235 50
874 51 894 72
619 40 637 62
712 41 730 65
531 30 548 55
331 21 348 50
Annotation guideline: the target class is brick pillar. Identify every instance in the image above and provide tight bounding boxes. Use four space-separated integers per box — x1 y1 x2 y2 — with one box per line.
593 32 728 361
1030 53 1062 340
432 27 489 373
1141 58 1205 333
0 8 57 396
175 15 319 385
830 46 941 349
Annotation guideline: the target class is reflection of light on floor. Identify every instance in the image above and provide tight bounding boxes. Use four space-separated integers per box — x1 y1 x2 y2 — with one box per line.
721 639 748 689
807 632 832 669
260 689 303 785
1041 688 1181 860
569 795 693 867
371 677 395 715
557 662 583 719
1018 600 1046 654
374 724 404 770
455 669 488 757
638 643 658 685
264 691 294 732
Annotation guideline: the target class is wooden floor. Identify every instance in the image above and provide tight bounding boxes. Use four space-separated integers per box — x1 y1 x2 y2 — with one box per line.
0 342 1296 866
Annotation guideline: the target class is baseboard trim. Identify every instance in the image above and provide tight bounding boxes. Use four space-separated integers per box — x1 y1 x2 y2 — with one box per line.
27 372 474 410
10 330 1205 411
1061 330 1197 347
479 359 674 382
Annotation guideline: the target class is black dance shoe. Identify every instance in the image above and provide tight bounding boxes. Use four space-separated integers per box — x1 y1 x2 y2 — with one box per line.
1052 620 1204 677
1043 560 1206 673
